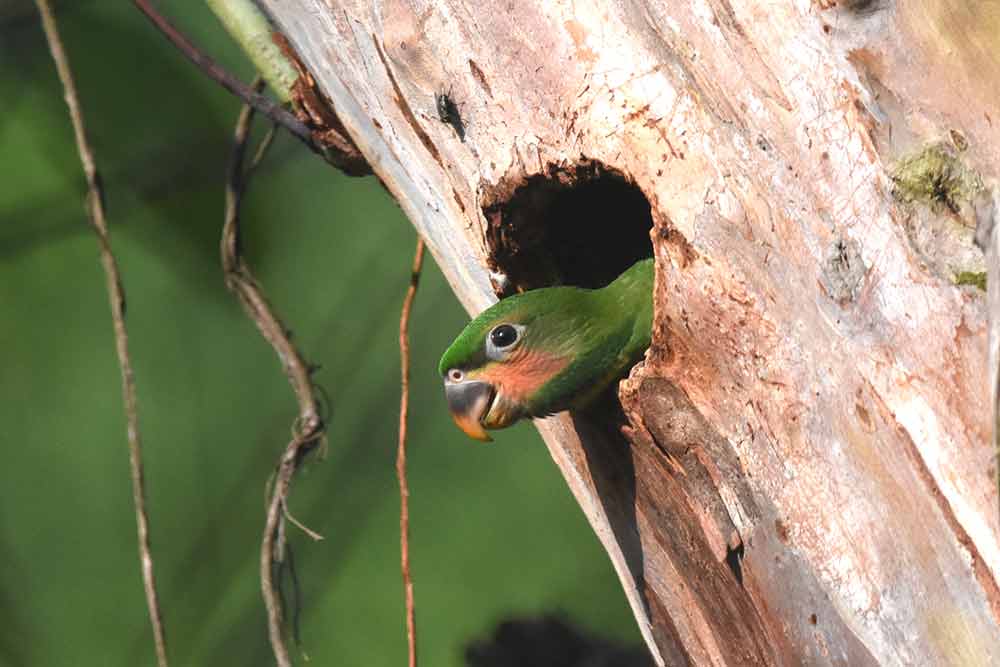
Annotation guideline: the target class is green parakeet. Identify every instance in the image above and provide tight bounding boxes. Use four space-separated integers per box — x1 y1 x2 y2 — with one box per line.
439 258 654 441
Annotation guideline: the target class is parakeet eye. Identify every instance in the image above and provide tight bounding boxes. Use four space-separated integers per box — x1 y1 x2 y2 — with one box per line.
490 324 518 348
447 369 464 382
485 323 525 360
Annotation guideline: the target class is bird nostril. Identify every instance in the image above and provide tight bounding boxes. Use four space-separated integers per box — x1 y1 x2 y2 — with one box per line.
449 369 463 382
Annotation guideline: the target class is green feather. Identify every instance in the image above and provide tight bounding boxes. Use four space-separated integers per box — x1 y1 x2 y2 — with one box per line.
439 258 653 419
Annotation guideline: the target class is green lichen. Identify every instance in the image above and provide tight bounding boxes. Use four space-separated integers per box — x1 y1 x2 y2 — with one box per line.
891 144 983 215
954 271 987 291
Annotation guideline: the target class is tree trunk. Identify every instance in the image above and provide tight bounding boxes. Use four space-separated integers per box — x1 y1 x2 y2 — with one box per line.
257 1 1000 663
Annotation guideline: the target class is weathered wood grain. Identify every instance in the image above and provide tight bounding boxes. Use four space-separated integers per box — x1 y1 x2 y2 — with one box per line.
257 1 1000 663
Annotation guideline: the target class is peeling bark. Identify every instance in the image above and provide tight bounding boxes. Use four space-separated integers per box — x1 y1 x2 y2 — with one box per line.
257 1 1000 663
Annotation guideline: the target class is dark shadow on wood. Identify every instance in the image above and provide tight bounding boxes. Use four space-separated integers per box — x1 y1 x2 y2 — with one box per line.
570 389 650 646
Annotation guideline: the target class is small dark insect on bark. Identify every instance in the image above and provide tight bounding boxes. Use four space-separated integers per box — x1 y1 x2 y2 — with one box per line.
436 90 466 142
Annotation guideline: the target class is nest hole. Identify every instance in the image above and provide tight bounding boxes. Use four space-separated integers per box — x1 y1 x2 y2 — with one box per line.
483 162 654 295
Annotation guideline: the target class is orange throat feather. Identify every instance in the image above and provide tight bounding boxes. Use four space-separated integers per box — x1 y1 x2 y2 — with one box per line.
479 349 570 422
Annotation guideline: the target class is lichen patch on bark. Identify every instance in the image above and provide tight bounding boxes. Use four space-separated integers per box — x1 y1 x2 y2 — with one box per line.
889 143 987 285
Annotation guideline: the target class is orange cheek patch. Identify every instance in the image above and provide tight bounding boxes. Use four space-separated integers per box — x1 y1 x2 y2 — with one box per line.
481 350 570 405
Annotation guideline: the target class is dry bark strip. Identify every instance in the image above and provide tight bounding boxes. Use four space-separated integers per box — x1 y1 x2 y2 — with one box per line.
258 1 1000 664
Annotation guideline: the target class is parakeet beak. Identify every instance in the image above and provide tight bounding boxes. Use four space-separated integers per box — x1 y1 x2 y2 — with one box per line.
444 378 495 442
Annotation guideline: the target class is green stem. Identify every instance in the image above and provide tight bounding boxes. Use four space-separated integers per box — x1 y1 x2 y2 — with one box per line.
205 0 297 102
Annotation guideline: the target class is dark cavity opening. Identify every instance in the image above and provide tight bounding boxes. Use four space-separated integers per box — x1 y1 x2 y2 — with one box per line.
725 541 745 586
842 0 882 15
483 161 653 296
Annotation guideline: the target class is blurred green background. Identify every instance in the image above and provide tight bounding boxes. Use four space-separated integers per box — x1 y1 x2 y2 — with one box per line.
0 2 640 665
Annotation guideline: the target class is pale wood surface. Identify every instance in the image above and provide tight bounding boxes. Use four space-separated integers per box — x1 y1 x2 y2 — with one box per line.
259 1 1000 663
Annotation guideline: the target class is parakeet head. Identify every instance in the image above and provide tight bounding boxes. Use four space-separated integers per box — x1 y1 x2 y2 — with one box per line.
439 259 653 442
439 287 587 441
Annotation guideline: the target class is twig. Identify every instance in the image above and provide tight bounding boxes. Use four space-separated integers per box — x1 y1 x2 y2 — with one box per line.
223 80 325 667
284 504 324 542
34 2 169 666
397 238 425 667
133 0 317 152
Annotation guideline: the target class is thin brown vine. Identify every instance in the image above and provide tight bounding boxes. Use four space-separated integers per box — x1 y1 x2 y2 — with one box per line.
35 1 169 665
397 238 425 667
133 0 317 152
222 80 326 667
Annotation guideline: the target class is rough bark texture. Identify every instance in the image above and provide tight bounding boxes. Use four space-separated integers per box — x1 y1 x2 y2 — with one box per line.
257 1 1000 664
